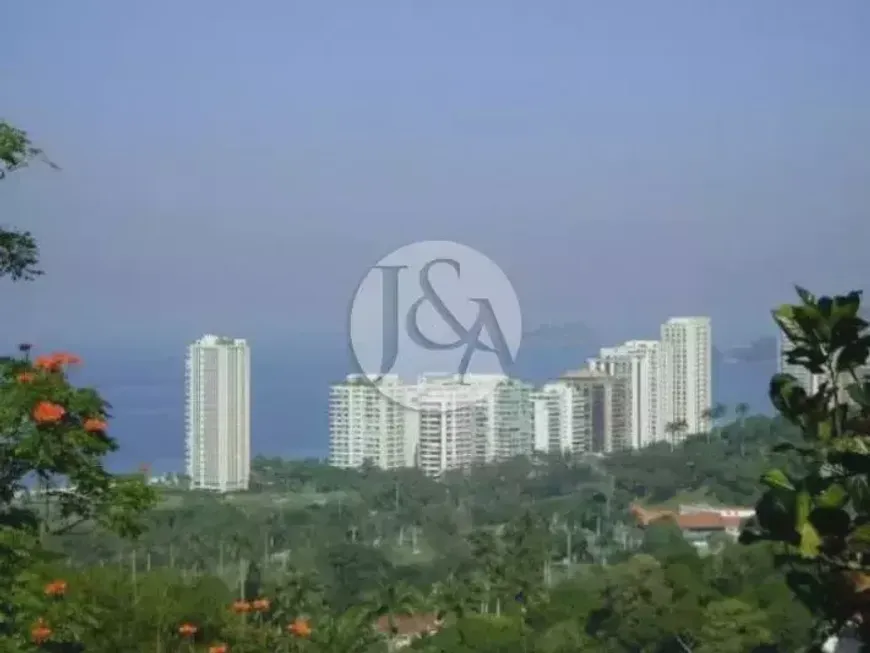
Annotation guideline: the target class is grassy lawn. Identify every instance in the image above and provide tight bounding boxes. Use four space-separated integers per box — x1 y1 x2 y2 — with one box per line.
155 488 358 511
226 490 356 509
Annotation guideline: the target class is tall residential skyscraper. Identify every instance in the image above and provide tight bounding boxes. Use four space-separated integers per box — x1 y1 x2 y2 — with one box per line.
328 375 410 470
561 369 630 453
472 376 534 464
660 317 712 439
532 370 629 456
414 377 476 477
588 340 661 448
185 335 251 492
532 382 587 456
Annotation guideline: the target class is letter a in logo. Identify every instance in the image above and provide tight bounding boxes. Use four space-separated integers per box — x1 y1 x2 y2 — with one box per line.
348 241 523 409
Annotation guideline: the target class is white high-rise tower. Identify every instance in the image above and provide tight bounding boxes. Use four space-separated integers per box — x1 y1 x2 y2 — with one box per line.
589 340 662 448
661 317 712 439
185 335 251 492
328 375 411 470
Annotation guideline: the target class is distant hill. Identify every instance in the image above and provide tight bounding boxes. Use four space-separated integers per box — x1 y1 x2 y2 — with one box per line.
512 322 602 381
718 336 778 364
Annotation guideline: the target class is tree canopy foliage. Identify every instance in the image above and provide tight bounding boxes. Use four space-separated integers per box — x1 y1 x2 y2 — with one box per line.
0 121 57 280
1 120 157 650
742 287 870 649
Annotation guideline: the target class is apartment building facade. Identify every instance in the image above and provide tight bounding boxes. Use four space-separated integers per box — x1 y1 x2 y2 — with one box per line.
473 376 534 463
589 340 662 448
185 335 251 492
532 370 629 456
328 374 410 470
328 373 536 475
562 369 630 453
660 317 712 439
414 378 476 476
532 382 588 455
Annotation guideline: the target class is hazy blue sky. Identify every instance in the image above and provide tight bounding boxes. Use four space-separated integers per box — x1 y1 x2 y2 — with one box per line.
4 1 869 350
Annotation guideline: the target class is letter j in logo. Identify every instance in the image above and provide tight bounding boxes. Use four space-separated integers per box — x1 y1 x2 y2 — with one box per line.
348 241 523 409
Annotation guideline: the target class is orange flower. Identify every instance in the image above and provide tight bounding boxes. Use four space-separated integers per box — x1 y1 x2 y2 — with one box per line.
31 619 51 644
33 401 65 424
178 623 198 638
252 598 270 612
44 580 67 597
33 352 81 372
83 417 108 433
231 600 252 614
208 645 228 653
288 618 312 638
33 355 57 371
16 372 35 383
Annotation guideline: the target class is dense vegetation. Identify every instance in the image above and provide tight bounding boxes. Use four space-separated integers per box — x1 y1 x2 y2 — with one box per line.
4 120 870 652
15 421 814 652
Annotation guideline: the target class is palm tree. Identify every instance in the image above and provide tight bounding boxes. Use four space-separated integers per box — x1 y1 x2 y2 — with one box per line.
229 532 252 599
735 402 750 457
429 573 483 651
430 573 475 622
269 567 324 626
313 605 383 653
467 529 505 614
262 513 278 569
370 580 421 635
665 420 688 449
664 421 678 450
701 407 714 442
674 418 689 442
735 402 750 427
712 403 727 438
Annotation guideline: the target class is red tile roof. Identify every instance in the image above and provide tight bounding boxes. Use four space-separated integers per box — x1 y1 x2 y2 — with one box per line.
630 504 745 531
374 613 442 637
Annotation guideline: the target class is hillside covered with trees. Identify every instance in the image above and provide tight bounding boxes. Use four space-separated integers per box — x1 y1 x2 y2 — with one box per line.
21 418 814 652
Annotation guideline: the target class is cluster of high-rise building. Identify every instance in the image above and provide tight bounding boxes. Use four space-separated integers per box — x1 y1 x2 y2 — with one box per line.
177 319 870 492
164 313 870 492
328 373 535 476
329 316 713 476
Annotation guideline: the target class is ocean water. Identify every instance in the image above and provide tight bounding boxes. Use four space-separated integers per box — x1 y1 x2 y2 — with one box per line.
72 339 348 473
64 335 774 473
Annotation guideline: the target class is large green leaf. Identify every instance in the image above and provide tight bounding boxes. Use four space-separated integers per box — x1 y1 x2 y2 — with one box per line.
848 524 870 546
795 286 816 305
832 291 862 319
798 522 821 558
835 339 870 372
773 308 800 342
761 469 794 492
816 483 849 509
795 491 811 528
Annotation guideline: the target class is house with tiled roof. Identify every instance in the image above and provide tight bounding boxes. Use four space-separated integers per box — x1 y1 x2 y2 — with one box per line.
631 503 754 551
374 613 443 650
